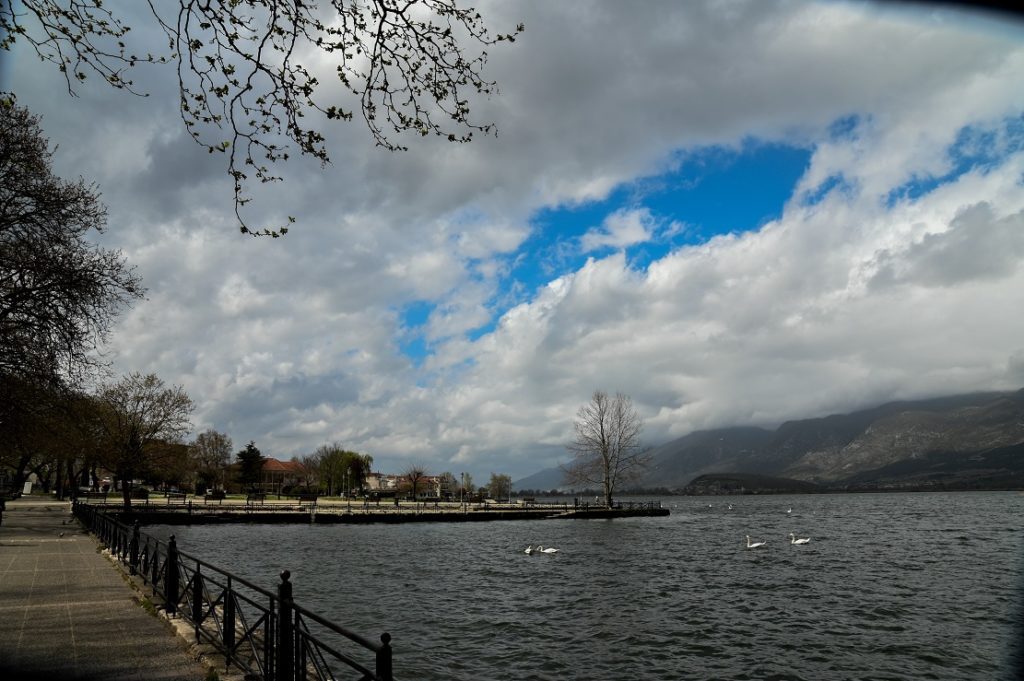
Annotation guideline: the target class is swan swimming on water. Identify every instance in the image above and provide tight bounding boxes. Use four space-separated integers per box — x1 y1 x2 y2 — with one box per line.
745 535 766 549
537 545 559 554
789 533 811 545
524 545 535 555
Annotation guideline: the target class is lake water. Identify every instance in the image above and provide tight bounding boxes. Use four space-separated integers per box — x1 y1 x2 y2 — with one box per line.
153 492 1024 680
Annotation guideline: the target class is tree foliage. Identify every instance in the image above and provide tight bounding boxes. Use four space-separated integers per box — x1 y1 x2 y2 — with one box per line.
235 440 265 489
313 442 371 495
437 470 456 498
190 428 233 490
562 390 650 507
0 1 523 235
0 98 142 387
94 372 194 509
487 472 511 501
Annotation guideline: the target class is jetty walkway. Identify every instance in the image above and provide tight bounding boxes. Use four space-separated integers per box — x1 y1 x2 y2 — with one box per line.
75 495 669 525
0 497 208 681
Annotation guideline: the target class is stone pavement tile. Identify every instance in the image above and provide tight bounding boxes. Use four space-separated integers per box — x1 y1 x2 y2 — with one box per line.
1 499 208 681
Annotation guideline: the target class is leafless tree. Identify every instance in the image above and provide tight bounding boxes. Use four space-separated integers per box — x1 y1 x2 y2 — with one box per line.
563 390 650 507
95 372 194 509
1 1 523 235
402 463 427 500
190 429 233 491
297 453 320 491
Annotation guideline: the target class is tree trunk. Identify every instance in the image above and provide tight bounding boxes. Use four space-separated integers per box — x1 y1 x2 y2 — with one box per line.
118 474 133 511
54 459 65 500
11 448 33 491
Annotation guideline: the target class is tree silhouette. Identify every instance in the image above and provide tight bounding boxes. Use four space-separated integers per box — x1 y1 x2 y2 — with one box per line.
236 441 265 490
0 98 142 387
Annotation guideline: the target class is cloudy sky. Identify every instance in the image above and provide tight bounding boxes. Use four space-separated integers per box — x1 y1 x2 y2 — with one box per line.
5 1 1024 480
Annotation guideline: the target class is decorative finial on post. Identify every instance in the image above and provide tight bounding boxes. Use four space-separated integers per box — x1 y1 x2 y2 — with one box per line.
277 569 294 681
377 632 393 681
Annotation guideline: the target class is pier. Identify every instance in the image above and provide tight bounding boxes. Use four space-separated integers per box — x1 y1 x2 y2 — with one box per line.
73 495 670 525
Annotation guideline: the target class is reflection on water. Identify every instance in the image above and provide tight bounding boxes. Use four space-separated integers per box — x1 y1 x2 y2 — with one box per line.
153 491 1024 680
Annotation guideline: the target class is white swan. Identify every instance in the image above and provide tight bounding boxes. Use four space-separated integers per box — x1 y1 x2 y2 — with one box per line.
786 507 792 514
789 533 811 545
537 545 559 554
745 535 766 549
524 545 535 555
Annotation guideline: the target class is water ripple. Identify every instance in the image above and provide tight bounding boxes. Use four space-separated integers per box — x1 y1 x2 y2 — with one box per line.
152 491 1024 680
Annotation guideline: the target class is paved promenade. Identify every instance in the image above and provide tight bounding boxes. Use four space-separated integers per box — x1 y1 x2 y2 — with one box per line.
0 497 208 681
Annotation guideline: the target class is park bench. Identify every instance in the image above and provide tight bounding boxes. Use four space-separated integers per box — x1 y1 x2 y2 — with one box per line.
204 489 226 503
246 492 266 505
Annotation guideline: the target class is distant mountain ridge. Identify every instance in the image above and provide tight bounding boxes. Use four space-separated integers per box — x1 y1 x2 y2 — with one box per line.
512 466 565 492
516 389 1024 492
641 389 1024 491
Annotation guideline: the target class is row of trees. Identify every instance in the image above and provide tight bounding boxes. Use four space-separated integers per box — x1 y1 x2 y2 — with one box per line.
0 371 194 509
0 96 188 510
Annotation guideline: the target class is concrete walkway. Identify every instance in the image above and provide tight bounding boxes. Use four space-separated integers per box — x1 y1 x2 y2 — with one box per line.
0 497 208 681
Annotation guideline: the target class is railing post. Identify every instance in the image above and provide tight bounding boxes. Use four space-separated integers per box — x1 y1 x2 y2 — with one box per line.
192 563 203 640
165 535 180 615
129 521 140 575
223 577 235 656
377 632 393 681
277 570 294 681
151 539 160 590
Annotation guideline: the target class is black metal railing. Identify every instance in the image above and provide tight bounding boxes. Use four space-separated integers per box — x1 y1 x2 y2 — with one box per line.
73 500 394 681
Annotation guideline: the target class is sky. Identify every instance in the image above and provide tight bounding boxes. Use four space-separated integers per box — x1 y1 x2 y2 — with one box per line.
4 1 1024 481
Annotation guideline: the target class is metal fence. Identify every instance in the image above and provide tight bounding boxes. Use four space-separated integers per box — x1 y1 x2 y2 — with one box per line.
73 500 393 681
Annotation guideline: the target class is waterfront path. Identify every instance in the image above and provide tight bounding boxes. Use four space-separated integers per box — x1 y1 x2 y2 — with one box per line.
0 497 208 681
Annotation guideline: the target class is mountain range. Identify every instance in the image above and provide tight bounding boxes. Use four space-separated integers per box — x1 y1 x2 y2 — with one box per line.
513 389 1024 493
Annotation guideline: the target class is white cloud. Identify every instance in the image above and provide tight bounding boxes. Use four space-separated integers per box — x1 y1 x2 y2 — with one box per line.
581 207 656 252
8 0 1024 479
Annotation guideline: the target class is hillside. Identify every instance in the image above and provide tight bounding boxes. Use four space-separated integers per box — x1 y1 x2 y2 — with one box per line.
634 389 1024 491
512 466 566 492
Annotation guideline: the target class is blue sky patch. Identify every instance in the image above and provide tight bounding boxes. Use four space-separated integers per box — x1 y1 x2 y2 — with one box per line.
886 115 1024 207
396 140 814 365
512 140 811 300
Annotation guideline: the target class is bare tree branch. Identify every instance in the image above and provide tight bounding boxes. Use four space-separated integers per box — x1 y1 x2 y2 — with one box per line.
562 390 650 507
1 1 523 236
